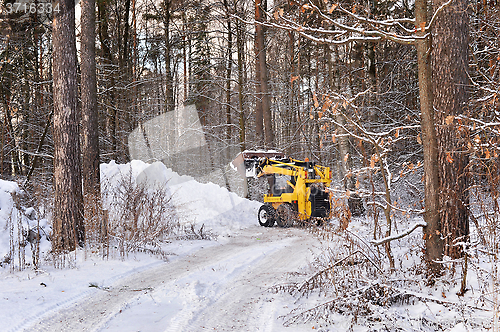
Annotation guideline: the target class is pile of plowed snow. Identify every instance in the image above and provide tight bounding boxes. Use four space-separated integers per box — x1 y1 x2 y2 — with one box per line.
101 160 261 236
0 180 51 267
0 180 20 263
0 160 261 261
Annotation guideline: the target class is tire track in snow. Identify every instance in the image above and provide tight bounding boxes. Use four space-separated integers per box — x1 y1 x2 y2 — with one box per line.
8 259 169 332
181 228 316 332
23 226 317 332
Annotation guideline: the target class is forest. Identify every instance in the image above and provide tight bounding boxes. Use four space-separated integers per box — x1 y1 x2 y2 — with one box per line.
0 0 500 322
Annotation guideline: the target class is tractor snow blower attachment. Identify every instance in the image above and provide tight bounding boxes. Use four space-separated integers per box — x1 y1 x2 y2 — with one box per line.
233 151 333 227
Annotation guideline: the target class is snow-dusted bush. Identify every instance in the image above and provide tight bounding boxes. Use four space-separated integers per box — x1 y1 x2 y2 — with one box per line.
273 199 498 330
100 163 178 259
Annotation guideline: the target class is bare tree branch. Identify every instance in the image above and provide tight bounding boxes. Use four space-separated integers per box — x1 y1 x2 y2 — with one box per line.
370 221 427 246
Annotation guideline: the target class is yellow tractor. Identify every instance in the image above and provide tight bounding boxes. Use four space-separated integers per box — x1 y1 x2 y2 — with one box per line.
234 151 333 227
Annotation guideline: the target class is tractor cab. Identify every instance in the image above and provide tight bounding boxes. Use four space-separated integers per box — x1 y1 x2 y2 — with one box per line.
232 151 333 227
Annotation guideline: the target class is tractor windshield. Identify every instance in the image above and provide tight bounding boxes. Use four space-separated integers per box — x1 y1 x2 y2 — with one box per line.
270 174 293 196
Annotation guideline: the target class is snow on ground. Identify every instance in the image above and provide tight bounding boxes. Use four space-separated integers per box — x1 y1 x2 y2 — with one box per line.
0 160 498 331
1 160 264 331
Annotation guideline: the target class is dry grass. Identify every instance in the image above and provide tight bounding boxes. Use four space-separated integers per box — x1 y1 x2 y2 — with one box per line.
98 169 179 259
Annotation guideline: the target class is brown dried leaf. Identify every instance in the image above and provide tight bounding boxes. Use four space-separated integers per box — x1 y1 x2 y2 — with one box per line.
445 115 454 125
331 102 339 115
446 152 454 164
370 154 379 168
313 92 319 108
322 98 332 111
490 58 496 77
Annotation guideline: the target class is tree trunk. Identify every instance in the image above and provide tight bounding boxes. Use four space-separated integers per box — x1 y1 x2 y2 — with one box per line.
286 31 295 156
415 0 443 276
25 110 54 185
121 0 131 70
224 0 232 143
1 98 23 176
164 0 174 113
329 45 350 180
52 0 85 251
236 14 246 152
182 12 188 102
97 0 117 160
432 0 470 259
254 0 263 145
255 0 273 147
81 0 101 219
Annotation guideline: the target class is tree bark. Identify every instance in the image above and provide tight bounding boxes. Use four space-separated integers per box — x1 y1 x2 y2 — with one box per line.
81 0 101 217
254 0 263 144
1 98 23 176
286 31 295 156
415 0 443 276
432 0 470 259
255 0 273 147
121 0 131 70
164 0 174 113
224 0 232 143
236 13 246 152
52 0 85 251
97 0 117 160
330 45 351 180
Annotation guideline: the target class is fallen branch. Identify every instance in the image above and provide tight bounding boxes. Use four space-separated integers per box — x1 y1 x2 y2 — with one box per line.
370 221 427 246
295 250 381 295
392 287 492 311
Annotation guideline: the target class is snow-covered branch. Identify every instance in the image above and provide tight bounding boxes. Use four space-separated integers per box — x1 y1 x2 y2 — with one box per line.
426 0 454 31
367 200 425 215
307 2 417 45
370 221 427 246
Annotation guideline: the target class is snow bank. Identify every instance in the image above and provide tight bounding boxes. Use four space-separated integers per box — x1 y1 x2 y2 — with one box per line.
0 179 50 267
0 180 19 262
0 160 260 264
101 160 262 236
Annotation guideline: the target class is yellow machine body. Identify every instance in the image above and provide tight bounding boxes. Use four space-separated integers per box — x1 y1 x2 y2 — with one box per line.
258 159 332 221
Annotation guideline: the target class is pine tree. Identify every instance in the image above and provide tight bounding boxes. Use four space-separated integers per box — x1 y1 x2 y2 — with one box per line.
52 0 85 251
432 0 470 259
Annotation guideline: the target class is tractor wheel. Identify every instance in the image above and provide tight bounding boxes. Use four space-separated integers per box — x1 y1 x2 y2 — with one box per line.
276 203 296 228
258 205 276 227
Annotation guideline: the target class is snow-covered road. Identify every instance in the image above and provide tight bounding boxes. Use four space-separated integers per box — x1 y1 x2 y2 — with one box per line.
26 226 319 332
